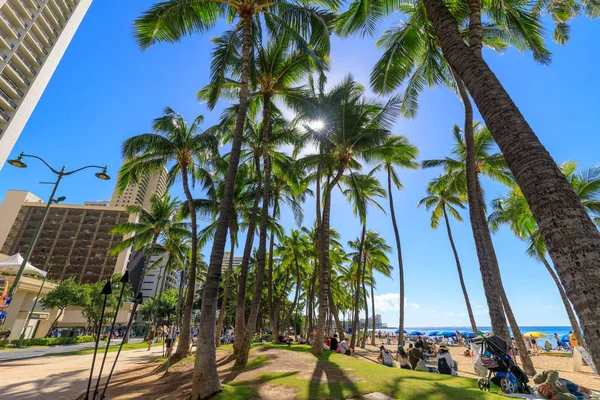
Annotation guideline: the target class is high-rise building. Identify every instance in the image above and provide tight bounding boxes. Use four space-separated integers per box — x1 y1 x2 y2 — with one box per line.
0 189 134 283
139 254 180 302
83 200 109 207
109 162 169 209
0 0 92 168
222 251 242 273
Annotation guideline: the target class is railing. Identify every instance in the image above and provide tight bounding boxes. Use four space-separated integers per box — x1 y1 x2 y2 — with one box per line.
18 0 36 18
21 41 43 64
15 50 37 75
0 11 19 38
6 3 28 27
28 32 48 55
8 61 31 85
0 106 9 122
0 88 17 108
0 28 14 48
1 73 24 97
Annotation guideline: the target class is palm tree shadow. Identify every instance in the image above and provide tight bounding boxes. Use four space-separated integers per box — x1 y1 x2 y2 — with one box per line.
308 353 361 399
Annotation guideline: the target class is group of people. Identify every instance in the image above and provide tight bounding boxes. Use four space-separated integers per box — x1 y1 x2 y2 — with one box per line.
325 334 353 355
377 339 459 376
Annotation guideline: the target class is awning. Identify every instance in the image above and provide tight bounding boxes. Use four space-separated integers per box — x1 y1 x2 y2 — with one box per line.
0 254 47 278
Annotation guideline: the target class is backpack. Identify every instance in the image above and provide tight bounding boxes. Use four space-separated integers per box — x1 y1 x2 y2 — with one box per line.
438 357 452 375
382 350 394 367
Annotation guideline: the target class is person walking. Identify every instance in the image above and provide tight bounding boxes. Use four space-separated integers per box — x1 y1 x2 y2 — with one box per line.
146 326 156 351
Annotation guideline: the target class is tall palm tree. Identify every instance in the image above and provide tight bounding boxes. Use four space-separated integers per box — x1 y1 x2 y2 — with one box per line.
135 3 334 396
418 175 478 333
342 171 386 349
421 0 600 367
293 76 401 355
489 161 600 348
423 123 536 375
119 107 216 362
373 135 419 345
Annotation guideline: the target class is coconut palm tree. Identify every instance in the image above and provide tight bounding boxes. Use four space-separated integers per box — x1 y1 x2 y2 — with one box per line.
421 0 600 367
135 3 334 395
342 171 386 349
418 175 478 333
423 123 536 375
489 161 600 348
372 135 419 345
118 107 216 362
293 76 401 355
111 194 188 292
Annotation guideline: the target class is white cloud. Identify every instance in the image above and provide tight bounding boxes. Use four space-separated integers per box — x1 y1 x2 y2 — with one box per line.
372 293 420 312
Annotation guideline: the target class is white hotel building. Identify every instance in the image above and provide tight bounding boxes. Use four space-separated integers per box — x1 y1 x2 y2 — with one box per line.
0 0 91 168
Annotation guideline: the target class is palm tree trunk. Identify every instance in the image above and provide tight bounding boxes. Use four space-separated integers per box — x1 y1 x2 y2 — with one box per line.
370 283 376 346
351 224 366 350
191 12 253 399
233 154 262 355
541 256 585 347
308 265 315 337
215 229 235 346
500 291 537 375
386 167 405 346
329 295 345 341
151 264 169 331
424 0 600 368
311 168 344 356
268 226 277 340
442 205 478 333
454 70 510 340
282 260 301 337
361 251 368 349
235 97 273 366
173 165 196 361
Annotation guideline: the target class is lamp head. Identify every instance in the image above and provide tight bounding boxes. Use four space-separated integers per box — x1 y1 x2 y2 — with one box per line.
95 167 110 181
7 153 27 168
56 196 66 203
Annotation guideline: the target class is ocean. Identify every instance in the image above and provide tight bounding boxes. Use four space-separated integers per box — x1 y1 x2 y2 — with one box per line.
375 326 573 349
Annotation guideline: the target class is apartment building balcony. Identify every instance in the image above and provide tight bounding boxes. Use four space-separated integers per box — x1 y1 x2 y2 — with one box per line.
43 6 62 30
0 87 17 110
1 72 24 98
19 40 43 65
26 30 48 55
25 0 42 11
4 2 29 31
14 50 37 76
6 61 30 87
0 28 15 50
0 11 21 39
15 0 35 19
50 0 69 21
36 10 56 36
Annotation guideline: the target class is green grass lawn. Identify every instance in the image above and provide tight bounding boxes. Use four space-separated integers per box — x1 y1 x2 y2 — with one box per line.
46 341 149 357
212 343 502 400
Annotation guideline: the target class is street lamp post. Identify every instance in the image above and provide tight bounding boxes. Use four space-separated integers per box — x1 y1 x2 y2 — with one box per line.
1 152 110 328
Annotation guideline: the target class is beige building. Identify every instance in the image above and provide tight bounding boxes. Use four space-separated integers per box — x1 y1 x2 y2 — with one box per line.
109 163 169 209
0 190 134 283
0 0 92 168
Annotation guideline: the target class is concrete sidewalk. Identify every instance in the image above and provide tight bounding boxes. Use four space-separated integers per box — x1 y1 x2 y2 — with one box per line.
0 338 144 362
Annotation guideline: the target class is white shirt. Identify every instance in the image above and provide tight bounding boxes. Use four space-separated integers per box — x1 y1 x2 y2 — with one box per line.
437 352 458 376
339 340 350 354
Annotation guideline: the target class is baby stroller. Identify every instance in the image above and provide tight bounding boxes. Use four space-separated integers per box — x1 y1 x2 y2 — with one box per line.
471 333 531 394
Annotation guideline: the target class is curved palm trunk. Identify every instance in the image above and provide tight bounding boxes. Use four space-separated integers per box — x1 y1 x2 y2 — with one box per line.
541 257 585 347
387 167 405 345
173 166 197 361
442 205 478 333
329 295 345 341
281 258 301 336
312 169 344 355
151 264 169 331
233 154 262 355
351 224 366 350
500 291 536 375
268 219 277 341
453 72 510 341
215 229 235 346
370 283 376 346
191 13 253 399
236 99 273 366
361 252 368 349
424 0 600 368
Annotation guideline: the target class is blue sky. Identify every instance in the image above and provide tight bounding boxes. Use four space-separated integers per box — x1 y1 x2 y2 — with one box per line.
1 2 599 328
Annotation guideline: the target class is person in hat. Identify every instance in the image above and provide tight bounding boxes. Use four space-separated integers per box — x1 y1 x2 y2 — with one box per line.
396 345 411 369
436 343 458 376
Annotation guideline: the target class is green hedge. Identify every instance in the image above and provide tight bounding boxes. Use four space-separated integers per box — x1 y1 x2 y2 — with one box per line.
0 340 8 348
7 335 95 347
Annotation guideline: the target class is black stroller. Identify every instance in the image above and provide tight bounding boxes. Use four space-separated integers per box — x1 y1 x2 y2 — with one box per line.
471 333 531 394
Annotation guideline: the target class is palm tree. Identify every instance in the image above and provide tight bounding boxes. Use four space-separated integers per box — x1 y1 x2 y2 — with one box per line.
342 171 386 349
293 76 401 355
489 161 600 348
119 107 216 362
372 135 419 345
418 175 478 333
422 0 600 368
135 3 334 395
423 123 536 375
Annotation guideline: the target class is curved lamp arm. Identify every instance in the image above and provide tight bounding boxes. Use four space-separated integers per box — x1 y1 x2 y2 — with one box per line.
20 153 62 175
65 164 108 175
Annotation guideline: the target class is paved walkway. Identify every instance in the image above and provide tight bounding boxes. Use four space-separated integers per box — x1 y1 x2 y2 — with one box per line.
0 342 163 399
0 338 143 361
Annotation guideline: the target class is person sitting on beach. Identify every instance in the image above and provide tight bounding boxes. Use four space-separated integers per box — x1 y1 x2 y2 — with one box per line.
339 338 352 355
569 331 578 351
534 369 596 400
544 341 553 352
460 348 471 357
436 343 458 376
396 346 411 370
330 334 339 352
554 333 561 349
408 341 425 370
456 331 464 346
378 345 395 367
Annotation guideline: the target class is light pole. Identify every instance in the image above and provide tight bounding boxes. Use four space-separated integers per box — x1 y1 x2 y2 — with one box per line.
2 152 110 327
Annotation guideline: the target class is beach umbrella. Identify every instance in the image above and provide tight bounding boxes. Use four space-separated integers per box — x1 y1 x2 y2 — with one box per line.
467 333 476 339
460 331 469 336
428 331 439 336
395 329 408 334
409 330 424 336
438 330 456 337
523 331 547 338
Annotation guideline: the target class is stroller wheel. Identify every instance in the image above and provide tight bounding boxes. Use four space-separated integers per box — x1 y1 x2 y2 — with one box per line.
478 378 490 392
501 377 516 394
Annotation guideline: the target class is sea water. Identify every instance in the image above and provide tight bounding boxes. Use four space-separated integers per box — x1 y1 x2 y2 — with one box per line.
374 326 573 349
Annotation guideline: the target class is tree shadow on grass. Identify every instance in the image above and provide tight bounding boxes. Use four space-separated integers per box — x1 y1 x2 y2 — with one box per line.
222 354 271 384
382 373 498 400
308 352 361 399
